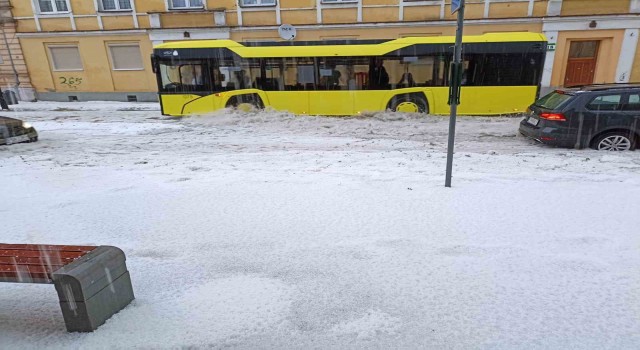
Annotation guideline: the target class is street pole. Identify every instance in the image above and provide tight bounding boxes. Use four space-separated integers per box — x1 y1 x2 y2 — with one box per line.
445 0 465 188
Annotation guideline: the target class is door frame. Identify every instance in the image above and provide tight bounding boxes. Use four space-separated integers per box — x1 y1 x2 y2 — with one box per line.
563 39 601 87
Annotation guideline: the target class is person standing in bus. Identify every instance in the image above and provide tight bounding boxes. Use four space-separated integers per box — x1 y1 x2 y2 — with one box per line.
236 70 251 89
369 59 389 89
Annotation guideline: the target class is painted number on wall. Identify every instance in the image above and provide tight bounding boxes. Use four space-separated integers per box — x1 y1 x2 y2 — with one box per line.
59 77 83 89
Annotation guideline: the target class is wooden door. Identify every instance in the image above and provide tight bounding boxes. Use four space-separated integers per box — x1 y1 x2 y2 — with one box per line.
564 41 599 87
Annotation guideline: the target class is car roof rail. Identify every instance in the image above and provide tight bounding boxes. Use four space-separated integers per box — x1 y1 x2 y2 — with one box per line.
563 83 640 92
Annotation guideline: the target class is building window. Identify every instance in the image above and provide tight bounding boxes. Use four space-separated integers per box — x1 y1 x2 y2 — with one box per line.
240 0 276 7
48 46 83 71
321 0 358 3
108 44 144 70
37 0 69 13
100 0 132 11
170 0 204 9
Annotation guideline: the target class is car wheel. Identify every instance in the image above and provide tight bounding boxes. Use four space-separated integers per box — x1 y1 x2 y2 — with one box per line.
389 95 429 114
593 132 635 151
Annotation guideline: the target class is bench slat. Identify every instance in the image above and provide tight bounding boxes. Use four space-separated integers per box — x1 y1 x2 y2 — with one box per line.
0 256 70 267
0 264 58 282
0 250 89 260
0 244 96 252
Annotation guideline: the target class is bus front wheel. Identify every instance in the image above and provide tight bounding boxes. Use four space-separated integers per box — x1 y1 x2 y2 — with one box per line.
388 95 429 114
226 94 265 111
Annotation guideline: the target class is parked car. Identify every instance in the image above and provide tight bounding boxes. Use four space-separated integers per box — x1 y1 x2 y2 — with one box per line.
0 116 38 145
519 84 640 151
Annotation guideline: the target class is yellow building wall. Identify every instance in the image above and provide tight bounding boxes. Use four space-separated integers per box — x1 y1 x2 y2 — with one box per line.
551 30 625 86
533 0 548 17
135 1 166 13
137 15 151 29
242 11 278 26
210 0 237 9
488 1 529 18
70 0 97 15
40 18 74 32
16 19 38 33
102 16 136 30
322 8 358 24
281 10 318 25
74 17 101 31
8 0 34 17
403 6 441 22
561 0 630 16
363 0 397 5
280 0 316 8
362 7 398 23
443 3 490 20
463 3 486 20
226 12 240 26
20 35 157 94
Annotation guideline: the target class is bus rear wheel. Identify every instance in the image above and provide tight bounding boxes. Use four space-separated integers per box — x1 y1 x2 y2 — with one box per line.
389 95 428 114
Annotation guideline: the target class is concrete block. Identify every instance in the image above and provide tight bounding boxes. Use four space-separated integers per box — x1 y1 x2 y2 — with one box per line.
52 246 135 332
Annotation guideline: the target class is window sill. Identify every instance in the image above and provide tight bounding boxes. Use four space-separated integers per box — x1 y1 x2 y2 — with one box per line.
98 10 134 13
38 12 72 16
112 68 145 71
239 4 277 8
52 69 84 72
320 0 358 3
169 7 206 11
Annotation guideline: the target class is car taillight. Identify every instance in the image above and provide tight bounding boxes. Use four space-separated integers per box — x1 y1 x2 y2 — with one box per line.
540 112 566 121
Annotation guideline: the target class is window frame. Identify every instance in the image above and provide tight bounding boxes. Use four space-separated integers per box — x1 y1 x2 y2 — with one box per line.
99 0 133 12
36 0 71 14
238 0 277 8
47 45 84 72
169 0 205 10
107 43 145 71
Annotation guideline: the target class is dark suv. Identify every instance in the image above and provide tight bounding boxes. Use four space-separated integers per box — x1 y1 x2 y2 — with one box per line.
519 84 640 151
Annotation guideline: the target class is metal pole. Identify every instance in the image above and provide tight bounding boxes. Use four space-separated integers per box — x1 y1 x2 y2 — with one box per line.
445 0 465 188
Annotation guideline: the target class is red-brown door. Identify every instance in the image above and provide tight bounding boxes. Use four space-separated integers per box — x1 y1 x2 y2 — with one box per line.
564 41 599 87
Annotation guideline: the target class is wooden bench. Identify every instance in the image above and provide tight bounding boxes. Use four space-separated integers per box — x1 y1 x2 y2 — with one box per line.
0 244 134 332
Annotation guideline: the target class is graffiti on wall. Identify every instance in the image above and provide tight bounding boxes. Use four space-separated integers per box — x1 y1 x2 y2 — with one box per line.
59 77 83 90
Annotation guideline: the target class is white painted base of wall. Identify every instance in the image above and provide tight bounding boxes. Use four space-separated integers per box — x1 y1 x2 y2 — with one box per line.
36 92 159 103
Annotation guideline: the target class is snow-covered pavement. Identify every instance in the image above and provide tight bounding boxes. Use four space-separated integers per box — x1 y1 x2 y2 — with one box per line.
1 102 640 349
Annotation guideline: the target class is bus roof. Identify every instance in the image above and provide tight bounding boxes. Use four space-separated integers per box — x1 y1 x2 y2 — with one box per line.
154 32 546 58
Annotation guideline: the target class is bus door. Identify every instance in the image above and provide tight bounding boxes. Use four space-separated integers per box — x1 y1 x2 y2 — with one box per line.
262 58 311 114
309 58 370 115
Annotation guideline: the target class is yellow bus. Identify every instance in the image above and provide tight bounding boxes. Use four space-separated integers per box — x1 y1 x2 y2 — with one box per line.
152 32 546 117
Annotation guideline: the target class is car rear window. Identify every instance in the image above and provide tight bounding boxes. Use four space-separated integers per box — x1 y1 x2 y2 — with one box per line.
533 91 574 110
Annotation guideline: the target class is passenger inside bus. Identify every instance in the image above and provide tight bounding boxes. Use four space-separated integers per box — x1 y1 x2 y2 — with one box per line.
236 70 251 89
368 59 389 89
319 63 342 90
397 72 416 88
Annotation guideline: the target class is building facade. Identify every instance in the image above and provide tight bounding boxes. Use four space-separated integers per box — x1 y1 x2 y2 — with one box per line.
7 0 640 102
